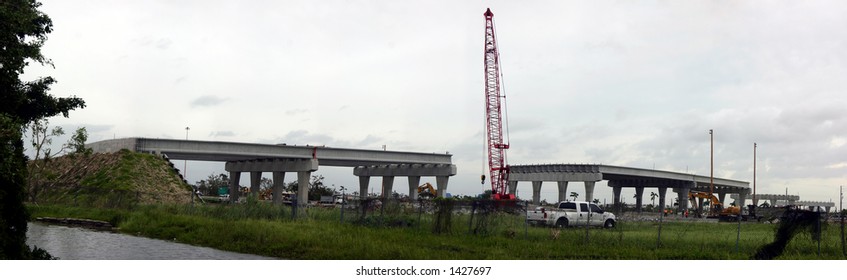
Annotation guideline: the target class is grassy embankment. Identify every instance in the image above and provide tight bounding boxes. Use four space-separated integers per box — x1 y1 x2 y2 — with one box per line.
29 202 847 260
29 149 190 207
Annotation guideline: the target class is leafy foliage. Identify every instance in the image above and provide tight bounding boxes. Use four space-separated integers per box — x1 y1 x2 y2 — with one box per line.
1 0 85 259
195 173 230 196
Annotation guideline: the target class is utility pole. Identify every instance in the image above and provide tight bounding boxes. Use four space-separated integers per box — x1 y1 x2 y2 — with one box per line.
185 126 191 205
709 129 714 215
184 126 190 179
840 185 844 257
754 142 757 212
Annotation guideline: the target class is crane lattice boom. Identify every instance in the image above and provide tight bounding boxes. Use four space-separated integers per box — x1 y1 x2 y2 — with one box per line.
483 8 514 200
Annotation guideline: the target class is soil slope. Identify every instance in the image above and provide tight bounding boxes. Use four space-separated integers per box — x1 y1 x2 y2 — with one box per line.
28 150 191 207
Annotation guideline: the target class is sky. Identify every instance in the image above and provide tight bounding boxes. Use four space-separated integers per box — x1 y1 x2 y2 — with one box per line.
20 0 847 208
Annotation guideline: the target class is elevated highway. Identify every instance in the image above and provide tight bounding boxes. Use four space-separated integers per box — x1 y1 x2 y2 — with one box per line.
509 164 750 213
88 138 456 204
729 193 837 212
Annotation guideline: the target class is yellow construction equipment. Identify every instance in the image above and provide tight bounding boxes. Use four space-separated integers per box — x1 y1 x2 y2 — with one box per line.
688 191 741 220
417 183 437 198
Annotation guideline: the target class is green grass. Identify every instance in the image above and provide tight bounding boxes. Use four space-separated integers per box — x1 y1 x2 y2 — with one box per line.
28 203 847 260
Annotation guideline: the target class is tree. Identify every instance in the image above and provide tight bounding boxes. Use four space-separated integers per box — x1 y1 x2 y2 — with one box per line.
259 177 273 190
28 118 65 161
280 175 334 201
650 192 658 207
480 189 493 199
570 192 579 201
308 175 334 201
194 173 229 196
25 118 64 202
1 0 85 259
65 126 92 156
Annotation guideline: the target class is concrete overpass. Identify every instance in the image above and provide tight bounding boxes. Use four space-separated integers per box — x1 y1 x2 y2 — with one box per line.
509 164 750 213
88 138 456 205
729 193 799 208
729 193 836 212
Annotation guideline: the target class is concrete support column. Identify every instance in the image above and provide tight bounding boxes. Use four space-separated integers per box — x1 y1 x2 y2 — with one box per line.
435 176 449 198
508 181 518 196
613 187 622 214
658 187 668 214
738 191 747 210
732 193 743 207
407 176 421 200
228 171 241 204
825 206 832 213
250 171 262 198
382 176 395 200
677 185 690 214
296 171 310 207
531 181 542 205
557 181 568 203
770 199 777 207
584 181 596 202
358 176 370 199
634 187 644 213
272 172 285 204
718 191 727 205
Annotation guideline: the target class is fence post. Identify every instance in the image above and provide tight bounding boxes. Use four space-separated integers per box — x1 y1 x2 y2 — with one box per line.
817 207 821 257
379 197 385 227
468 201 478 235
524 201 529 240
735 209 741 254
658 205 664 249
584 206 590 245
291 198 297 220
339 197 345 224
418 199 423 229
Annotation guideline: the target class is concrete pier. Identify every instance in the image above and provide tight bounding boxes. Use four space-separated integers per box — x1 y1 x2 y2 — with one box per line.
353 164 456 198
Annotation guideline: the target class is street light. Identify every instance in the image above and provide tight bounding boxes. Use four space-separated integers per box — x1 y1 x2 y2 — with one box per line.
184 126 190 180
709 129 714 215
185 126 190 204
753 142 757 210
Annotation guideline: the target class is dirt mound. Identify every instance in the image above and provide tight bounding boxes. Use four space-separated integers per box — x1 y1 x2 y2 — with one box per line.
28 150 191 207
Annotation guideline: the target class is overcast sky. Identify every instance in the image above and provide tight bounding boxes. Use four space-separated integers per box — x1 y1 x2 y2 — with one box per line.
22 0 847 206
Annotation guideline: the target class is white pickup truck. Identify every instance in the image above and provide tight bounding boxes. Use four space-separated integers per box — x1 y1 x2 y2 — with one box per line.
527 201 616 228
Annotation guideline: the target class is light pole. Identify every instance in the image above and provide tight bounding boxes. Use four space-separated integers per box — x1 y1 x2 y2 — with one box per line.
753 142 757 210
709 129 714 215
185 126 190 204
184 127 190 179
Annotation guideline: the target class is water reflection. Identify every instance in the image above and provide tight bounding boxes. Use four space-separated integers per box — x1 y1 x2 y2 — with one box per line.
26 222 273 260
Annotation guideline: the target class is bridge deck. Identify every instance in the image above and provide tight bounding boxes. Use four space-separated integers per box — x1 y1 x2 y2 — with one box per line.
510 164 749 191
88 138 453 167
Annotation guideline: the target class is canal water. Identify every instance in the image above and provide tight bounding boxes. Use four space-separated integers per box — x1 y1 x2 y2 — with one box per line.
26 222 274 260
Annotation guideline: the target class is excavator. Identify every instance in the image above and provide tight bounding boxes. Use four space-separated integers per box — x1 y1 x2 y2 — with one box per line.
688 191 741 221
417 183 437 198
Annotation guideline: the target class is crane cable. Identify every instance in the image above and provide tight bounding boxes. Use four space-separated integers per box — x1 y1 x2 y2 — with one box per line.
494 20 511 163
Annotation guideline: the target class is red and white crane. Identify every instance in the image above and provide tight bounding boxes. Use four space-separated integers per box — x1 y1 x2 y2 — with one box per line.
482 8 515 200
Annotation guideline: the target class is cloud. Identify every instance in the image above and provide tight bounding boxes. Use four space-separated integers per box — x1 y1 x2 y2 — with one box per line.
173 76 188 84
155 38 172 50
285 109 307 116
190 95 228 107
209 131 235 138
